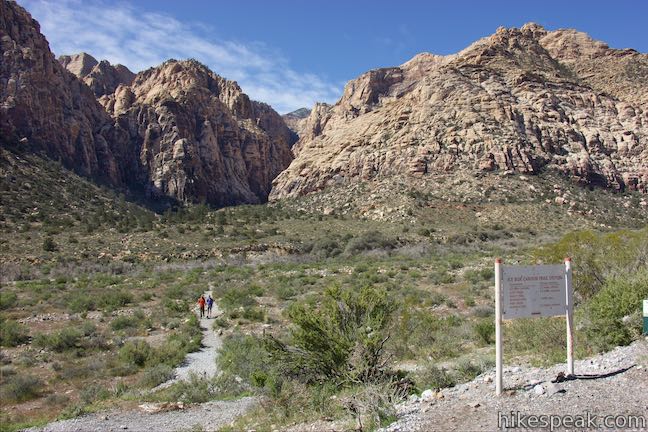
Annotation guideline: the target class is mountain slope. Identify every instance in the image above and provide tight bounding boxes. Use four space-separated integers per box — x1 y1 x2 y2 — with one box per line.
0 0 124 184
102 59 294 205
0 0 294 206
270 23 648 200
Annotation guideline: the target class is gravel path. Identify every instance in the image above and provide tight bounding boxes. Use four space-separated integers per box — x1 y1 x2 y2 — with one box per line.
28 291 258 432
381 339 648 431
156 290 222 389
28 398 258 432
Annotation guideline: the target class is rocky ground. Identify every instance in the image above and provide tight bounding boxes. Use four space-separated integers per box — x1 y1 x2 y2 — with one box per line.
381 339 648 431
26 397 258 432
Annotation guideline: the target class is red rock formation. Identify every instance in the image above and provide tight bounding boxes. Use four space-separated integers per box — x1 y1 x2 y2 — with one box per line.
270 23 648 199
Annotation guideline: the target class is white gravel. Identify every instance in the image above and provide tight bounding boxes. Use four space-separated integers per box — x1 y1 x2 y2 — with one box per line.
27 398 257 432
381 339 648 431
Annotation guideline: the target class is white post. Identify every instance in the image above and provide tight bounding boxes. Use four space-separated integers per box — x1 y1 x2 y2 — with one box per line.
565 257 574 376
495 258 503 395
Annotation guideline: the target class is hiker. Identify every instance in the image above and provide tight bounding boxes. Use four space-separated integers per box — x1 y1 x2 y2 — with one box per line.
206 295 214 318
197 294 206 318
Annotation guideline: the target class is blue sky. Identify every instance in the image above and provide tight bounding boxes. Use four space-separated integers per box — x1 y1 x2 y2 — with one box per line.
20 0 648 113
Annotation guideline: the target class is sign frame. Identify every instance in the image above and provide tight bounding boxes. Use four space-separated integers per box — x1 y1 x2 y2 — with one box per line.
494 258 574 396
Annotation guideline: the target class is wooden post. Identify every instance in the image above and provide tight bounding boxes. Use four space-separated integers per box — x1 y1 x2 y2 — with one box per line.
565 257 574 376
495 258 503 395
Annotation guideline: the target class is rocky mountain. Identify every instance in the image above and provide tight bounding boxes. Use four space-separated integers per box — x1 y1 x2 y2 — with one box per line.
102 59 294 205
0 0 124 184
270 23 648 200
1 0 293 206
282 107 311 141
59 52 135 98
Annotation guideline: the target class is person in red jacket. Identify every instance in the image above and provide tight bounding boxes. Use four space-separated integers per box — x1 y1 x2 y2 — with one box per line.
197 294 206 318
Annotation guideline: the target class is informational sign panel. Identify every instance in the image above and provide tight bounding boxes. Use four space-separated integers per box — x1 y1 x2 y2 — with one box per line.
494 259 574 396
501 264 566 319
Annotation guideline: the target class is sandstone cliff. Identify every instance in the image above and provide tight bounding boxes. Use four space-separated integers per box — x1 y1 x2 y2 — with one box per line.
102 59 294 205
282 107 311 143
1 1 294 206
0 0 123 183
270 23 648 199
59 52 135 98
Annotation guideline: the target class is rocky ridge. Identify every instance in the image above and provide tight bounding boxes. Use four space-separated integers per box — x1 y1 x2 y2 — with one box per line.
270 23 648 200
1 1 294 206
102 59 294 205
282 107 311 142
0 0 124 183
59 52 136 98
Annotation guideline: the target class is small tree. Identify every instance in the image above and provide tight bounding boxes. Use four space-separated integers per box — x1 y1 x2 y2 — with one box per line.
265 285 397 386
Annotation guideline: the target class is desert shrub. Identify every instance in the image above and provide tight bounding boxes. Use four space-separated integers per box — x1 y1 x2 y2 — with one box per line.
218 333 270 388
0 291 17 310
139 364 174 388
473 319 495 345
453 359 486 383
242 306 265 322
98 290 133 310
265 285 397 385
221 288 256 311
79 384 110 404
42 237 58 252
111 315 140 331
344 231 399 255
415 364 456 390
118 340 152 367
0 316 29 347
164 373 214 403
0 374 41 402
33 327 83 352
582 269 648 350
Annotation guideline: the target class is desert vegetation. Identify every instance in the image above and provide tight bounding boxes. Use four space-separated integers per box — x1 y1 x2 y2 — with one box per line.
1 149 647 431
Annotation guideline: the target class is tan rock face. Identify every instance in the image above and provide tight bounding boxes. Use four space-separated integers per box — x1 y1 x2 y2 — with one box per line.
282 107 310 144
0 1 123 183
103 59 294 205
270 23 648 199
60 53 136 98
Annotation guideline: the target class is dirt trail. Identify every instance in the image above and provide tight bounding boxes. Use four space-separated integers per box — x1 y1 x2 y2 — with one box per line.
29 291 258 432
156 290 222 389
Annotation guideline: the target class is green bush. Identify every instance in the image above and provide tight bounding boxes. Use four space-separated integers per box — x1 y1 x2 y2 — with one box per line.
33 327 83 352
218 333 270 388
139 364 175 388
0 374 42 402
42 236 58 252
111 315 140 331
0 291 17 310
415 364 456 390
0 316 29 347
265 285 397 385
583 270 648 350
473 319 495 345
344 231 399 255
118 340 152 367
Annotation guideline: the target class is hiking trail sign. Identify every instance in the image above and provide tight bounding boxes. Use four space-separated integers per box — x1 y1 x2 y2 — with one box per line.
494 258 574 395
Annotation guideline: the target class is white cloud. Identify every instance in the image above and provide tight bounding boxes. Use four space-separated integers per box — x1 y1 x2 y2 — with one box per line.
19 0 341 113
